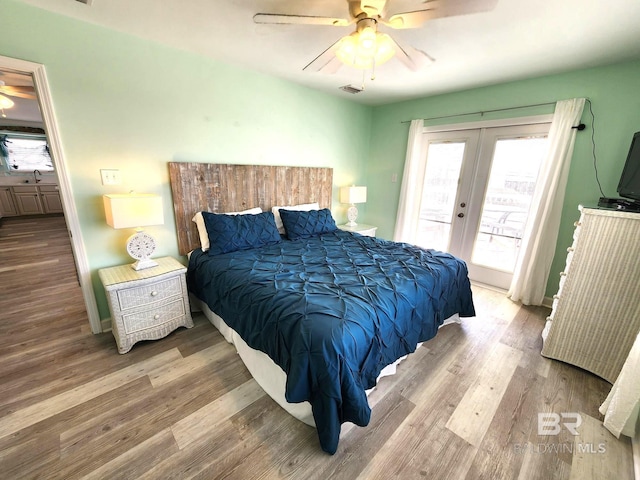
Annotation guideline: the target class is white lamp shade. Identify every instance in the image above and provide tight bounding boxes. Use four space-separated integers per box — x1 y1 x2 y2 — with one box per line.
340 186 367 204
103 193 164 229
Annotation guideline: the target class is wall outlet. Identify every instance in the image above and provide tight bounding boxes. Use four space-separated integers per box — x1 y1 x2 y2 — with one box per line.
101 169 121 185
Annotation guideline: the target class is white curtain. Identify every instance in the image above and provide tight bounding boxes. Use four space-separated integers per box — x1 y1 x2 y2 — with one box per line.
508 98 586 305
394 119 424 242
600 331 640 438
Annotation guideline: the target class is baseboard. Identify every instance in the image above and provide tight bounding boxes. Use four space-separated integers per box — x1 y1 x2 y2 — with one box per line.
469 280 508 295
100 317 111 333
469 281 554 309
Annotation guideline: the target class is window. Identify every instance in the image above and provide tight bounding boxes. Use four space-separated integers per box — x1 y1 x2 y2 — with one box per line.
410 116 552 289
0 133 54 172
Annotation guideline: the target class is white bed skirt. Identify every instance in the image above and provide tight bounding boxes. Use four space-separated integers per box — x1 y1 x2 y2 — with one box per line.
193 295 460 428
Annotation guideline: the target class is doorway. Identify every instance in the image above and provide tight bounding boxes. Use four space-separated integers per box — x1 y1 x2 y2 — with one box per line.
0 55 100 332
415 120 551 289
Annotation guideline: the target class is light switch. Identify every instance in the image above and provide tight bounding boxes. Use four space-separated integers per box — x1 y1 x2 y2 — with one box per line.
101 169 121 185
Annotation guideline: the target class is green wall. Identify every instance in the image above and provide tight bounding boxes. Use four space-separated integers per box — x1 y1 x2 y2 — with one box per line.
2 0 640 321
367 60 640 298
0 0 373 319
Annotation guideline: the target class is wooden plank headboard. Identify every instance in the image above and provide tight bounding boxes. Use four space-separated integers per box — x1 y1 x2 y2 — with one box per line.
168 162 334 255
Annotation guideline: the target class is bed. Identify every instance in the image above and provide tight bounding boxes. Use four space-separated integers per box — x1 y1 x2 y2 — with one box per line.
169 162 475 454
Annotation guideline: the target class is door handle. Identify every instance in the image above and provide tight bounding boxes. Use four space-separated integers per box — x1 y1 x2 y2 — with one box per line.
457 213 464 218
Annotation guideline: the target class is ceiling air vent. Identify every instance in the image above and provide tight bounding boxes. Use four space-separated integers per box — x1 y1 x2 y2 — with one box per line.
339 84 363 94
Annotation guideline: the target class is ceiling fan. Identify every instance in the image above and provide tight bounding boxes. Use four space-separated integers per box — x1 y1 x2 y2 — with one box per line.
0 80 36 101
254 0 498 73
0 76 37 117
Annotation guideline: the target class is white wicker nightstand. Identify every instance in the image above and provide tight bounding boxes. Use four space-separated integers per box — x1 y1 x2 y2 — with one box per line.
98 256 194 354
338 223 377 237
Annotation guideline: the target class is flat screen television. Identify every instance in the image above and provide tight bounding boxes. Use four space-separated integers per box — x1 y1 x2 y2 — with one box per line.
617 131 640 203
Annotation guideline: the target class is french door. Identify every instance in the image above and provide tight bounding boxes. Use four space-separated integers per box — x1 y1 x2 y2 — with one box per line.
415 122 550 289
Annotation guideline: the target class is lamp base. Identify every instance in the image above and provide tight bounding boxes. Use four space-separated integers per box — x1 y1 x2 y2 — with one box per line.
125 230 159 271
346 205 359 226
130 258 159 271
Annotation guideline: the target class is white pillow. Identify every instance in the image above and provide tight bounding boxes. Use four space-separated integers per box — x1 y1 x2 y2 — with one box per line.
192 207 262 251
271 202 319 234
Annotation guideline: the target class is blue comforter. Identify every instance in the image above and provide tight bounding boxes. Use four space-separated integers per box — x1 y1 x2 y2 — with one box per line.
187 230 475 454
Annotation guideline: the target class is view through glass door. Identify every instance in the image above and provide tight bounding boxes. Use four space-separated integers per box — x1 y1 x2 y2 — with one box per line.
415 123 550 289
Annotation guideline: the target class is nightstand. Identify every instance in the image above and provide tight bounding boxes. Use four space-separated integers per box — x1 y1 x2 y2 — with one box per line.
338 223 377 237
98 256 194 354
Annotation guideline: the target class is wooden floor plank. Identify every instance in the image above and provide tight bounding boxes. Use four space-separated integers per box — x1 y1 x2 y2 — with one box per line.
0 348 183 438
0 431 60 480
171 379 266 449
569 413 634 480
0 258 59 273
446 342 523 447
355 366 473 479
80 428 179 480
464 365 543 480
148 342 231 388
137 396 283 480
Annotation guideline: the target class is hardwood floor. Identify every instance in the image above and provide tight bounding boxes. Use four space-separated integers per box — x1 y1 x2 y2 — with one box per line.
0 215 634 479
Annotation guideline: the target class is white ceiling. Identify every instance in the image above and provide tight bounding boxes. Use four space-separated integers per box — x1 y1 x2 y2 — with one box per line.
12 0 640 106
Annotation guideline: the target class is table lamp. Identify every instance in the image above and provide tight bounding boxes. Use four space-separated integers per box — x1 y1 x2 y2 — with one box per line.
103 193 164 270
340 185 367 226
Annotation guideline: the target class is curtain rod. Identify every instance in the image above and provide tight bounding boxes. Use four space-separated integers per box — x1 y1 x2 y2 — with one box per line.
400 101 557 124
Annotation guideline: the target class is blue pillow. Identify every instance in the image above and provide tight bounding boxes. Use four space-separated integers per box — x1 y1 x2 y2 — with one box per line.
203 211 281 255
279 208 337 240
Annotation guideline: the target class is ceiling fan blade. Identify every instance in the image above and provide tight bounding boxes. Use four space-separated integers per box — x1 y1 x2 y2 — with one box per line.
358 0 388 17
320 55 344 75
254 13 351 27
0 85 37 100
390 36 434 71
424 0 499 16
386 0 498 29
302 38 343 73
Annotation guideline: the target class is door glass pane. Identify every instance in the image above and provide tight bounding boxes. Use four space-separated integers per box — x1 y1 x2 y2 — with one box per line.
416 142 465 251
471 136 548 272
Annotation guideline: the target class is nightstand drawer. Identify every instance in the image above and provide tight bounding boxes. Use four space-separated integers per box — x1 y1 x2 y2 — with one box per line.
116 276 182 311
122 298 186 334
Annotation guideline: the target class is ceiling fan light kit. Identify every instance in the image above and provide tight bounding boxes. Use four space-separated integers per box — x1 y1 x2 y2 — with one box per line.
335 18 395 69
0 94 14 109
254 0 498 81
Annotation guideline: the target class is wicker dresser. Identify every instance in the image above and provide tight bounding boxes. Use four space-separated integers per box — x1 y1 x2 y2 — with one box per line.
541 206 640 383
99 256 193 353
